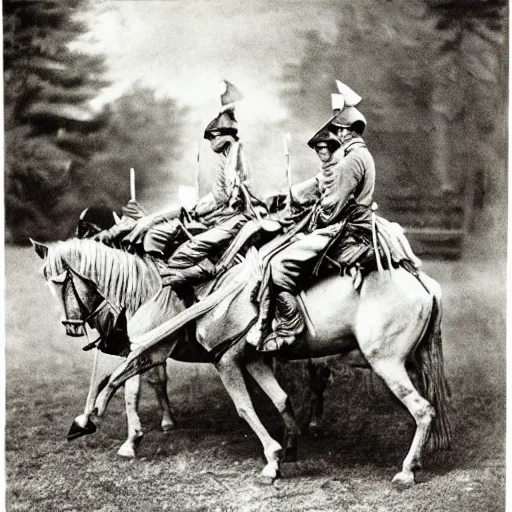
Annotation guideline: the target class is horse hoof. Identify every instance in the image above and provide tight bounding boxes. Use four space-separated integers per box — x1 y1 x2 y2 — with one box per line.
282 445 298 463
392 471 415 490
117 444 136 459
67 416 97 441
161 421 176 433
257 464 280 485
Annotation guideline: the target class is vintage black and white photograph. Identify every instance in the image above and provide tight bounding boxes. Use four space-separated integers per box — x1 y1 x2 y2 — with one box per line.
3 0 507 510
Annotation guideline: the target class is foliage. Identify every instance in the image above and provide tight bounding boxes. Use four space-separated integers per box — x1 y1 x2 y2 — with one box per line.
425 0 508 212
280 0 507 227
81 85 187 211
4 0 109 242
4 1 185 243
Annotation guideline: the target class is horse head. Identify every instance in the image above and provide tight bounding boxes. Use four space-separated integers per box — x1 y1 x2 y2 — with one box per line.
32 239 106 338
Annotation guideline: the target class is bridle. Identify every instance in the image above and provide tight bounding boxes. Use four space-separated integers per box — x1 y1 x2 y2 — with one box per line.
54 266 111 349
59 267 107 326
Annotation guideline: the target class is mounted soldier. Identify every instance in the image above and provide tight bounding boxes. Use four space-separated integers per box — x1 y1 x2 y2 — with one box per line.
160 80 266 288
91 81 265 287
248 81 418 352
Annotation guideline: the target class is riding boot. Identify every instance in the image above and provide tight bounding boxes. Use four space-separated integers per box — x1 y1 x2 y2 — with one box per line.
162 258 216 289
258 291 305 352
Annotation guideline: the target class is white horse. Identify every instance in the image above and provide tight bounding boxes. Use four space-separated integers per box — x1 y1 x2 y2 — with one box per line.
33 238 299 461
35 238 451 488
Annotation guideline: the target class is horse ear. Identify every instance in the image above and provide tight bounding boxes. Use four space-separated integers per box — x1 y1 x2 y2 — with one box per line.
30 238 49 260
113 211 121 225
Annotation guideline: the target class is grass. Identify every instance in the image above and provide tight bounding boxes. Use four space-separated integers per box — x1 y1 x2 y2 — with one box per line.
5 245 505 511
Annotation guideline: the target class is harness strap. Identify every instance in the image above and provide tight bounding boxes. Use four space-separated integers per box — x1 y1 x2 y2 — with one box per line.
297 291 316 338
376 229 394 277
83 299 110 325
82 335 102 351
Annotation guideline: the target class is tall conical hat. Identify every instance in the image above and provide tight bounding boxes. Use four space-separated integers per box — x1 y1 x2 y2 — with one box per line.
220 80 244 112
204 80 244 140
307 81 366 148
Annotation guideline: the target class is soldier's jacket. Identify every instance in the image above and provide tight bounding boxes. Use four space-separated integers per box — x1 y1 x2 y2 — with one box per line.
290 137 375 230
193 141 251 227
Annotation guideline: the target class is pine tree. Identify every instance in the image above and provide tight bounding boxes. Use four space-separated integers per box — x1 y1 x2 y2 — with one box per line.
424 0 507 232
4 0 110 242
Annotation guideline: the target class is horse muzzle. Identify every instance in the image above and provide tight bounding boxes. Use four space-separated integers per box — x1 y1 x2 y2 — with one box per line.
62 319 86 337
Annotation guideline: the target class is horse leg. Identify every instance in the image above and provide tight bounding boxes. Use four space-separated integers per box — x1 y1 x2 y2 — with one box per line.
117 375 144 458
145 364 176 432
245 358 300 463
73 342 173 434
216 355 283 484
306 360 332 436
368 357 435 489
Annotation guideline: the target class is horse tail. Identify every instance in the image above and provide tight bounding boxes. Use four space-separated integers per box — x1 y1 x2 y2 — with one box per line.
416 281 453 452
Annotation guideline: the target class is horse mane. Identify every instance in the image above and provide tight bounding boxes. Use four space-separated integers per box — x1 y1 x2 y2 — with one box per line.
45 239 162 312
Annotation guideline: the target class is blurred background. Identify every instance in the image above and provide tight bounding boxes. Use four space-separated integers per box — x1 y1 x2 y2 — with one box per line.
3 0 507 252
3 1 507 510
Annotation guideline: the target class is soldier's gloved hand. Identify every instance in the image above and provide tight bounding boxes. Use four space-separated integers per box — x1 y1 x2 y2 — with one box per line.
127 213 160 241
121 200 147 220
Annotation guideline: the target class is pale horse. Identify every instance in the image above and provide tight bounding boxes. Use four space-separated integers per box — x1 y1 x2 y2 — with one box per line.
44 257 201 458
33 238 300 461
34 237 452 488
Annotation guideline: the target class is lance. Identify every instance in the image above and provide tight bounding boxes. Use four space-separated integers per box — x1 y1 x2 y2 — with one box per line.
283 132 293 211
130 167 136 202
195 141 201 197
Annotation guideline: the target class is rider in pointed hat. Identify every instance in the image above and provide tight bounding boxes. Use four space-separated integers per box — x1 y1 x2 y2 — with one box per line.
248 81 376 352
92 80 263 281
160 80 266 287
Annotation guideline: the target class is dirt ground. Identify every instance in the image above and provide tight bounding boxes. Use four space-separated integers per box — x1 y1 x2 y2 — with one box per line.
5 245 505 511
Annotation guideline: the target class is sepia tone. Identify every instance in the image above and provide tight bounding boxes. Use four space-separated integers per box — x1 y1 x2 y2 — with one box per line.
4 1 506 511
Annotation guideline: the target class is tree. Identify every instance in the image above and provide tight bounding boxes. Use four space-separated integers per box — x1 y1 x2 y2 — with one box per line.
4 1 187 242
279 0 507 235
424 0 507 233
4 0 110 242
81 85 187 211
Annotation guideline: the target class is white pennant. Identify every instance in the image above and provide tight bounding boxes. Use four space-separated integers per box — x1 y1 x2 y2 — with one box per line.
331 93 345 111
335 80 362 107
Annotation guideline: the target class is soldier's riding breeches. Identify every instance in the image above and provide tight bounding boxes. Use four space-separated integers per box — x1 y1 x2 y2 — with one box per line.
168 213 249 268
270 227 335 294
144 218 181 257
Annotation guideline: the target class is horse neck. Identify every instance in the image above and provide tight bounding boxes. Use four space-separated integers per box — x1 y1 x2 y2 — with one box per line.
64 240 162 314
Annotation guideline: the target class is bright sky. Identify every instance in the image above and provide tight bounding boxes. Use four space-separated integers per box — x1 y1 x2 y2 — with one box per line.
74 0 339 207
